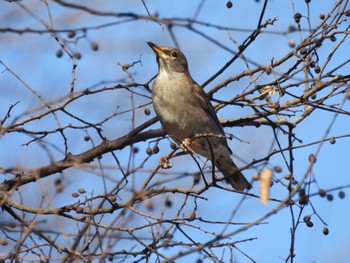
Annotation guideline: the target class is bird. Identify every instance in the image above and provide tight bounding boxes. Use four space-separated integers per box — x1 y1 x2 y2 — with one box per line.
147 42 252 191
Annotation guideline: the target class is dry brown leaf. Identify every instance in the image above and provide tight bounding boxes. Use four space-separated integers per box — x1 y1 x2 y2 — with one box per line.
159 156 172 169
259 168 273 205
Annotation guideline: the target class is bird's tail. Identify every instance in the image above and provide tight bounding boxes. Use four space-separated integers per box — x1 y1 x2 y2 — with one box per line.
225 170 252 191
216 159 252 191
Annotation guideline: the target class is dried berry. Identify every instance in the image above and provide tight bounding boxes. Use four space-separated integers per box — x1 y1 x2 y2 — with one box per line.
54 178 62 186
274 166 282 173
146 147 153 155
144 108 151 115
323 227 329 235
56 49 63 58
314 66 321 74
300 47 307 55
145 199 154 211
299 189 309 205
314 38 323 47
55 180 64 193
188 211 196 221
326 194 334 201
294 13 302 23
226 1 233 8
165 198 172 207
110 195 117 202
346 92 350 100
294 13 302 19
0 239 8 246
120 64 129 71
91 42 99 51
67 30 76 38
152 145 160 154
252 174 260 181
284 174 293 180
308 154 316 163
288 25 297 32
299 195 309 205
288 39 296 48
318 189 326 197
306 221 314 228
303 215 311 222
74 52 82 60
338 191 345 199
133 147 139 154
273 102 280 110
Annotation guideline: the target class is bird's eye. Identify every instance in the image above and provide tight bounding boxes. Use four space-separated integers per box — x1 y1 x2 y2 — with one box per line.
171 50 178 58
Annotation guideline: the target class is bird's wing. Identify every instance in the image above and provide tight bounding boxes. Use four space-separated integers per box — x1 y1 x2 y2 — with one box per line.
192 82 227 137
193 82 233 154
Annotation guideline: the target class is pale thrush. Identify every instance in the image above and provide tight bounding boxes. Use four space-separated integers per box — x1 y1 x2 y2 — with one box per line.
148 42 251 191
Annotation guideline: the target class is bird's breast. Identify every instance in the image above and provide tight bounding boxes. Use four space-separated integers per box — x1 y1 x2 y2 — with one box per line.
152 75 199 139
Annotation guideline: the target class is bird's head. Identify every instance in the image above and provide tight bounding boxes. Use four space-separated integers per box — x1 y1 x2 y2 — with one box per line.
147 42 189 74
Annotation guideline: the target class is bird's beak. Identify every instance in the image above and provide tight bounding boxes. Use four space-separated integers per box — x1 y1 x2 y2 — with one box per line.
147 42 165 56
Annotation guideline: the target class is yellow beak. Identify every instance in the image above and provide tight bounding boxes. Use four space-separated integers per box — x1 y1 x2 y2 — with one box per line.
147 42 165 56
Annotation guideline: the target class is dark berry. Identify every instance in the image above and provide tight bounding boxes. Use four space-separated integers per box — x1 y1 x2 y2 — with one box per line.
274 166 282 173
308 154 316 163
226 1 233 8
338 191 345 199
152 145 160 154
306 221 314 227
303 215 311 222
300 47 307 55
74 52 82 60
56 49 63 58
326 194 334 201
146 147 153 155
323 227 329 235
318 189 326 197
144 108 151 115
67 30 76 38
91 42 99 51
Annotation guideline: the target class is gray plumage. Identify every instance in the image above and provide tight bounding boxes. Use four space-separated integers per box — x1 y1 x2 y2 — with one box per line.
148 42 251 191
